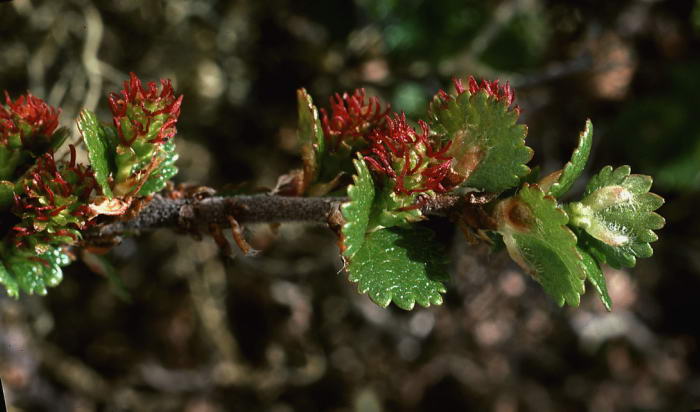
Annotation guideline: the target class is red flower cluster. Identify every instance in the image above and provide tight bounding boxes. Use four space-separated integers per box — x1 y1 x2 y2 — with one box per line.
108 72 183 146
320 88 389 151
0 92 60 147
364 113 453 195
12 148 96 248
438 76 519 113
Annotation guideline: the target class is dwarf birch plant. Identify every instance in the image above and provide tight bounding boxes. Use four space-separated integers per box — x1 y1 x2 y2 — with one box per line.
0 74 664 311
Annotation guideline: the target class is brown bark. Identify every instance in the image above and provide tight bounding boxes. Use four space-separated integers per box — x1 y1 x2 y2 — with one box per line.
85 192 490 238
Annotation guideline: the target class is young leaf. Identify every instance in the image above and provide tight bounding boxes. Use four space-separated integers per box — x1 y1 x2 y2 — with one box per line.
429 91 532 192
495 184 585 307
340 154 375 258
567 165 665 268
541 119 593 197
347 226 448 310
78 109 114 198
297 88 325 192
138 140 179 196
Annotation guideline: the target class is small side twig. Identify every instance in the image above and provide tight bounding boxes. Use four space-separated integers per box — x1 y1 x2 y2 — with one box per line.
226 215 259 256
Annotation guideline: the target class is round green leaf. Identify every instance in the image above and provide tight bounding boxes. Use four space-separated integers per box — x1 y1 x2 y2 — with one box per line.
429 91 532 192
496 184 586 307
347 226 448 310
568 165 665 268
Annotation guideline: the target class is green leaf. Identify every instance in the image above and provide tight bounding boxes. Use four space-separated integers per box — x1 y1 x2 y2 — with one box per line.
0 180 14 210
567 165 665 268
78 110 114 198
297 88 325 192
347 226 448 310
340 155 375 258
0 246 70 297
429 91 532 192
578 246 611 311
541 119 593 197
495 184 585 307
115 145 138 184
138 140 179 196
340 156 424 263
519 165 541 186
575 229 631 269
0 261 19 298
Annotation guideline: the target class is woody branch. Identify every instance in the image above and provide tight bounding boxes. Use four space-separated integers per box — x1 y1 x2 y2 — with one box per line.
84 192 486 241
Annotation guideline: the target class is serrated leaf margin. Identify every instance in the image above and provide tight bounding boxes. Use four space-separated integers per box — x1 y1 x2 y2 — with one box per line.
340 154 375 258
496 184 586 307
545 119 593 198
346 226 448 310
78 109 114 198
570 165 665 268
429 91 533 192
297 88 325 193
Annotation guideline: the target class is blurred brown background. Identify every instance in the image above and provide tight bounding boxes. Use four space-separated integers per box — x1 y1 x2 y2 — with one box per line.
1 0 700 410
